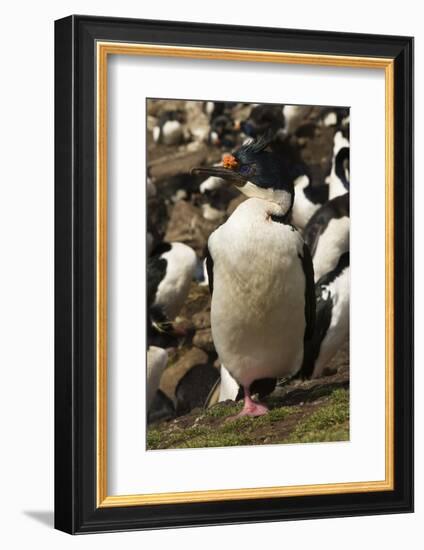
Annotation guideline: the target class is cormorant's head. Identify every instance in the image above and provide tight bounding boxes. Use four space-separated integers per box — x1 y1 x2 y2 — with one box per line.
193 133 296 211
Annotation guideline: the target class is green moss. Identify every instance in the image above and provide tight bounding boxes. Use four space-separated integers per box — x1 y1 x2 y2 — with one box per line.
204 403 242 418
146 428 166 448
147 389 350 450
285 389 349 444
179 431 252 448
267 406 300 421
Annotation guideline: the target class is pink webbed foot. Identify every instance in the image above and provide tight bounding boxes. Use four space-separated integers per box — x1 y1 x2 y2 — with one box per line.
227 386 269 421
236 400 269 418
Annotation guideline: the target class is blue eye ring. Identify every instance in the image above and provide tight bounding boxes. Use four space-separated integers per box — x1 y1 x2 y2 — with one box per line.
240 164 255 176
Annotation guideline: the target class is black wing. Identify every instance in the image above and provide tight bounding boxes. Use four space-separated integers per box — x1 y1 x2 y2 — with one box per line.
298 242 317 379
303 193 350 257
300 285 332 380
300 242 316 341
147 255 167 308
205 245 214 296
303 209 327 257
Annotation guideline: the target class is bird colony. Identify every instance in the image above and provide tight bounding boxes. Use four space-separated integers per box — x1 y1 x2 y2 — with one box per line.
146 99 350 448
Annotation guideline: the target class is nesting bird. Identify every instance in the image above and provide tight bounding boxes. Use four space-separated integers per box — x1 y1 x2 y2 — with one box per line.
146 346 168 412
193 134 315 417
241 104 286 139
303 193 350 282
301 252 350 379
327 131 350 200
291 174 329 231
153 110 185 145
209 114 238 148
148 241 197 330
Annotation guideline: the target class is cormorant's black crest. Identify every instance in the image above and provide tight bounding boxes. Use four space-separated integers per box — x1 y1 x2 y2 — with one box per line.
235 130 274 159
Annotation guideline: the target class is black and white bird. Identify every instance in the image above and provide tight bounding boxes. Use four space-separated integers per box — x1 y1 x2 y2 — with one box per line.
241 104 286 139
291 174 329 231
153 110 185 146
147 346 168 412
237 123 327 232
148 241 197 330
209 113 238 149
301 252 350 379
192 135 315 417
303 193 350 282
327 131 350 200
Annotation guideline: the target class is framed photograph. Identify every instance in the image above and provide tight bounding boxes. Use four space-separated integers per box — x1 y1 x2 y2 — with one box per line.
54 15 413 534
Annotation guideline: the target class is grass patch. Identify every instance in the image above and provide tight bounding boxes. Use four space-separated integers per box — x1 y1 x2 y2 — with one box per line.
147 389 349 450
204 403 242 418
285 389 349 444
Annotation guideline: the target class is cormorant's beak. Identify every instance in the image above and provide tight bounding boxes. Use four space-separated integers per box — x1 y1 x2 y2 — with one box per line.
191 166 247 187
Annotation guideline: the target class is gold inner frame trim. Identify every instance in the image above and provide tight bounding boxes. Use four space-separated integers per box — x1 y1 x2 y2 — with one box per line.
96 42 395 508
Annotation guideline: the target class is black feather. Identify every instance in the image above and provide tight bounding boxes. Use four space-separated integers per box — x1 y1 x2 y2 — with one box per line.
236 378 277 401
235 130 275 158
335 146 350 190
303 193 350 257
300 242 316 341
297 242 316 379
205 245 214 296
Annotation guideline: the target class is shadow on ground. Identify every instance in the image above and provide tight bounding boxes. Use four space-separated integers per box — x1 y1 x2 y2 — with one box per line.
23 510 54 528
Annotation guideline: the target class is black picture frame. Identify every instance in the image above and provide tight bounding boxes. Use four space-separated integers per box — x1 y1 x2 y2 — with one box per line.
55 15 414 534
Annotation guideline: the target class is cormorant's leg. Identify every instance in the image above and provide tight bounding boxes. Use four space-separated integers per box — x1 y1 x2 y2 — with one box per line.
237 385 269 418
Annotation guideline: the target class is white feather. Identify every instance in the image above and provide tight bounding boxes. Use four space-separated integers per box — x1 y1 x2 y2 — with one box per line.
209 198 306 388
218 365 239 402
291 175 324 230
323 111 337 126
152 126 160 143
313 216 350 281
154 243 197 320
147 346 168 411
161 120 183 145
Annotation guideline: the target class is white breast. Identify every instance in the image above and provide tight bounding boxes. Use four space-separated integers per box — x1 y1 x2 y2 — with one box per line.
313 216 350 281
312 267 350 378
154 243 197 320
147 346 168 411
208 198 306 388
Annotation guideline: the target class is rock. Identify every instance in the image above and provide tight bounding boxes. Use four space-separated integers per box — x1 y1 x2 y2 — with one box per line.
165 200 221 256
179 283 211 319
193 328 214 353
159 347 209 402
149 145 211 180
192 310 211 330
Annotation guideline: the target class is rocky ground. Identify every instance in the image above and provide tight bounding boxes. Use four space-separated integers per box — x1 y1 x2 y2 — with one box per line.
147 99 349 450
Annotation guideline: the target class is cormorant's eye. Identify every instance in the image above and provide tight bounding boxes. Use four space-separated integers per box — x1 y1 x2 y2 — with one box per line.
240 164 255 176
